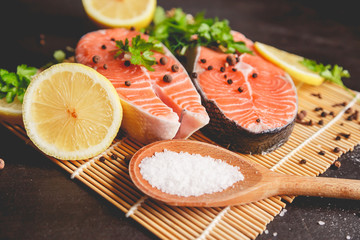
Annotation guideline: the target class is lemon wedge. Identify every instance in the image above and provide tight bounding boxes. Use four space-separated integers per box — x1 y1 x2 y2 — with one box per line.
22 63 122 160
82 0 156 29
0 97 23 125
254 42 324 86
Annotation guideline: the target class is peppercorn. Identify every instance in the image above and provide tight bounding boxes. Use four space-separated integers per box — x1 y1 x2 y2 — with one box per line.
339 133 351 139
207 65 213 70
130 26 135 31
220 67 225 72
235 57 240 62
232 68 237 72
124 155 132 164
99 156 106 162
103 64 108 70
329 111 334 116
314 107 323 112
110 154 117 160
332 102 346 107
163 74 172 83
333 147 340 153
224 74 227 79
318 150 325 156
226 55 236 66
92 55 100 63
227 79 233 84
320 111 327 117
191 72 198 78
124 60 131 67
299 159 307 164
159 57 168 65
256 118 260 123
311 93 322 99
110 38 115 41
335 136 341 141
125 81 131 86
318 119 324 125
332 160 341 169
200 58 206 63
0 158 4 170
171 64 179 72
252 73 258 78
238 87 244 93
345 108 352 114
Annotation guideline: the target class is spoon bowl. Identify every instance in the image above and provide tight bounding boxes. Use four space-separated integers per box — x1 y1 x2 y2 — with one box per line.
129 140 360 207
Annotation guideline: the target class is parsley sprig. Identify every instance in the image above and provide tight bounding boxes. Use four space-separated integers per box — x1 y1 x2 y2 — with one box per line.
114 35 163 71
145 7 252 57
0 65 37 103
301 58 350 89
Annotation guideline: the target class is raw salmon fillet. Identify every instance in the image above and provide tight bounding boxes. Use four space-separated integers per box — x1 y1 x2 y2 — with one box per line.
190 32 297 154
75 28 209 144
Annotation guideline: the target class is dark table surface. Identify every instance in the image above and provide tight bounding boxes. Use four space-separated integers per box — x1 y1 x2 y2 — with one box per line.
0 0 359 239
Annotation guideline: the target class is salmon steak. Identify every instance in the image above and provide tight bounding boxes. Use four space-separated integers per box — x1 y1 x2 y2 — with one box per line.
189 32 298 154
75 28 209 144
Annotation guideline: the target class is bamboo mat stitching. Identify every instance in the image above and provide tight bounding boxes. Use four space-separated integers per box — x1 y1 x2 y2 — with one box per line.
126 196 148 217
71 141 121 179
196 206 231 240
270 92 360 171
2 83 359 240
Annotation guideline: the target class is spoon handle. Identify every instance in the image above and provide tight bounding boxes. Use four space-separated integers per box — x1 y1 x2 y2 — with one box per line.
277 175 360 200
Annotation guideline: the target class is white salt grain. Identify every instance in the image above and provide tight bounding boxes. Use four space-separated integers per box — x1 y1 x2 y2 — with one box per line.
139 150 244 197
279 208 287 217
318 221 325 226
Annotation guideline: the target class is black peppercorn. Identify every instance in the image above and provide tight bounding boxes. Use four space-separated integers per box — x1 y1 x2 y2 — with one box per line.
125 81 131 86
333 147 340 153
299 159 307 164
92 55 100 63
124 60 131 67
226 55 236 66
191 72 198 78
171 64 179 72
159 57 168 65
163 74 172 83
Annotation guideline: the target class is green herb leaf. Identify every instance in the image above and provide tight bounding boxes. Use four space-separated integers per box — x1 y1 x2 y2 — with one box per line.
300 58 350 89
145 7 253 57
0 64 37 103
114 35 163 71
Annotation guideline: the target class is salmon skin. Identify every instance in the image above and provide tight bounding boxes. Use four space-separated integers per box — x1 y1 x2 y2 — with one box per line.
189 32 298 154
75 28 209 144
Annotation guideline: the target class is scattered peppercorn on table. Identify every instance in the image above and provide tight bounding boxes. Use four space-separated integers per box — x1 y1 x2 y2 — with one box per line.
0 0 360 240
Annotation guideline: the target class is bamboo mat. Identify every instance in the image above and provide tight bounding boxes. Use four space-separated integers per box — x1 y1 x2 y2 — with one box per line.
2 82 360 240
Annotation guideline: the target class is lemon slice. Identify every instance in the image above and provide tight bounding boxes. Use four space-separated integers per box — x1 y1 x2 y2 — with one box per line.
22 63 122 160
82 0 156 29
254 42 324 86
0 97 23 125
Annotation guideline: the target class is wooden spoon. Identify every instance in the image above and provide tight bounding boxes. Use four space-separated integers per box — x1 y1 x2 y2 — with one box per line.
129 140 360 207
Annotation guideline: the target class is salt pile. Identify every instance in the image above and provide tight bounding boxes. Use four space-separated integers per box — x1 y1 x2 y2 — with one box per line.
139 150 244 197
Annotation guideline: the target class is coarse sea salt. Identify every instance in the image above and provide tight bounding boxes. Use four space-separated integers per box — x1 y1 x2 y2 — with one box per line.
139 150 244 197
